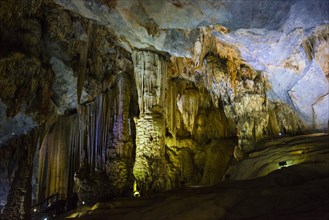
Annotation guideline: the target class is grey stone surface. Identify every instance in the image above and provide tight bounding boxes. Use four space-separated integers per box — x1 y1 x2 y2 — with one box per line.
50 57 89 114
312 94 329 131
217 26 328 130
54 0 328 54
0 100 37 147
225 134 329 180
288 62 329 126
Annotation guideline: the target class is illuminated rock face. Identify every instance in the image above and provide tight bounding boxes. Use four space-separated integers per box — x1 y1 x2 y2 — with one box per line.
164 76 236 188
134 116 166 191
104 73 135 194
132 51 167 191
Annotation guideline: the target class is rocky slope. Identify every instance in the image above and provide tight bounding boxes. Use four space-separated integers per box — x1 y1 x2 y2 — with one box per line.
59 134 329 220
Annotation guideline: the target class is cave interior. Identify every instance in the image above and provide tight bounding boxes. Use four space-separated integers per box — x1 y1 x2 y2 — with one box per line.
0 0 328 219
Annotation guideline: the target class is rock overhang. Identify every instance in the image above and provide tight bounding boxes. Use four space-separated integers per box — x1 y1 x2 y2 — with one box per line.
53 0 328 130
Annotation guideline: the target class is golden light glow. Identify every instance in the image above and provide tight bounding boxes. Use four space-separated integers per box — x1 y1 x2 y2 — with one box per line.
66 212 80 218
290 150 305 155
133 181 140 197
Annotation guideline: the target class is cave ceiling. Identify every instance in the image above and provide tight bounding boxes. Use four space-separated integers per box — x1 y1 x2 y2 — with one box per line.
54 0 328 55
54 0 329 126
0 0 328 146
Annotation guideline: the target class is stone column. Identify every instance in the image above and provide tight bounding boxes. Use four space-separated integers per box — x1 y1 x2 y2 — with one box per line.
132 50 167 192
1 130 38 220
106 72 134 194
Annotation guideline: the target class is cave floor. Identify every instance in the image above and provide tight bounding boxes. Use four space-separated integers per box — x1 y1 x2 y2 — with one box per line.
60 134 329 220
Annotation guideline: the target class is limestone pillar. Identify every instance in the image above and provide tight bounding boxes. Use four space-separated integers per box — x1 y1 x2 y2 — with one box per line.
1 130 38 220
106 72 135 194
132 50 167 192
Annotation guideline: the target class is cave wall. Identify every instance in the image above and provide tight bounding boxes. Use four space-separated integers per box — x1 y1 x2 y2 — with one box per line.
167 34 306 153
0 0 137 216
217 26 329 132
164 77 236 188
38 71 138 204
0 1 53 217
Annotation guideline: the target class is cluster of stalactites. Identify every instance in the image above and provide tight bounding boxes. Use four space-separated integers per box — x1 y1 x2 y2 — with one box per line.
132 50 167 116
38 72 133 200
38 116 80 200
77 71 132 172
167 27 284 151
75 72 134 197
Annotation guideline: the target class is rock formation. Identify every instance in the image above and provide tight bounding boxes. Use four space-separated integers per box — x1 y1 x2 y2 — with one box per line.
0 0 328 219
132 50 168 192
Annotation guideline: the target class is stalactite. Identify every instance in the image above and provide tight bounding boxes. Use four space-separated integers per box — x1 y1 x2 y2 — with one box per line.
267 102 306 136
167 79 178 137
132 51 167 116
77 21 93 104
38 117 72 200
177 88 199 135
38 70 135 202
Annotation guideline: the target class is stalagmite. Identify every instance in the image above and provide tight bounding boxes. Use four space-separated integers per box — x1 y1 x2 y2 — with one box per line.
132 50 167 192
